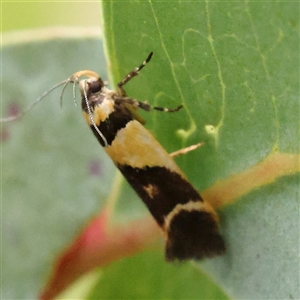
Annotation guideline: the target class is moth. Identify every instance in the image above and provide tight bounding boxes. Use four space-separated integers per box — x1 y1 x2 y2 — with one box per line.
2 52 225 261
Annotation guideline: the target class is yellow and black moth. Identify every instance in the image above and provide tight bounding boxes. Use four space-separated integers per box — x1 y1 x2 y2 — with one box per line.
2 52 225 261
77 52 225 261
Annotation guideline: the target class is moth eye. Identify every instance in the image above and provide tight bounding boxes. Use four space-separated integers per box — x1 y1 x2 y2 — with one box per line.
88 78 104 94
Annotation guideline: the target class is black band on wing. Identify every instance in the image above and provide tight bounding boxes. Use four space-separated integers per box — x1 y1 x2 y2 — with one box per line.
118 165 203 226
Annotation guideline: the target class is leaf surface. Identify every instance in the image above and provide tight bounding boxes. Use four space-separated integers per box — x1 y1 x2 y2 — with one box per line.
101 2 299 299
2 28 114 299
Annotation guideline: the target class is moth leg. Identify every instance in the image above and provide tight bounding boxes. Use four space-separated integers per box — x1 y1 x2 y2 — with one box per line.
170 142 205 158
117 52 153 91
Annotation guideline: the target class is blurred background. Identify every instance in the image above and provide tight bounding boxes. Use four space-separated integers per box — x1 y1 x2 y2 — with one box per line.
2 2 101 32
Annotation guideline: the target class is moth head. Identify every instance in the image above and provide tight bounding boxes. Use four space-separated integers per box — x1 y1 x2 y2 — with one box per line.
79 77 105 98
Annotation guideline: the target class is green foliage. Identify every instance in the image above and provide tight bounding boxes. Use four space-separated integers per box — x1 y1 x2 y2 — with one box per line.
2 0 299 298
2 2 100 32
88 250 228 299
101 1 299 299
2 32 113 299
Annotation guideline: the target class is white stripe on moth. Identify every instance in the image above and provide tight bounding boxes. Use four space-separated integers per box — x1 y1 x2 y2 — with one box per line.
163 200 218 233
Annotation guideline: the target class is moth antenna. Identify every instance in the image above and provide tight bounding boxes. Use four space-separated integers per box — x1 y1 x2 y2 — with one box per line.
59 78 72 108
59 76 80 108
72 80 78 106
81 80 108 148
1 80 68 123
60 70 99 108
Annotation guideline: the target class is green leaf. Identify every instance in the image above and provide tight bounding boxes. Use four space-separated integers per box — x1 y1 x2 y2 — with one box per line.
101 1 299 299
87 250 228 300
2 28 115 299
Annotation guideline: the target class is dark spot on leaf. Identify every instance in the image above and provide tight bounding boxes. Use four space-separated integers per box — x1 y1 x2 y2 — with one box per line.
7 102 20 118
88 159 102 177
0 127 10 142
